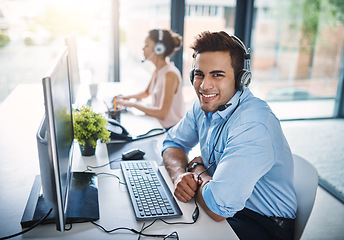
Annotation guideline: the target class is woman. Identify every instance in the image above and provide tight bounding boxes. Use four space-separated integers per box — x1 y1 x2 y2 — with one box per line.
114 29 186 130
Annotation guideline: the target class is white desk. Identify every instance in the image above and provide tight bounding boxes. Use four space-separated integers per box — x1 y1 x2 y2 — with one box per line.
0 83 238 239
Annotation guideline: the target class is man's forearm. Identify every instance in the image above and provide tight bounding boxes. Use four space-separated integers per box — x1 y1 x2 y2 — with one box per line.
163 147 200 202
162 147 189 183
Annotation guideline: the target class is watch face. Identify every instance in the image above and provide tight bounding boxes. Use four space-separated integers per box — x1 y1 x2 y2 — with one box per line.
191 162 198 169
187 162 204 172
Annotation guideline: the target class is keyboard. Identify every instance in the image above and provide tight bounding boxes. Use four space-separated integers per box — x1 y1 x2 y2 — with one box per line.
120 160 183 221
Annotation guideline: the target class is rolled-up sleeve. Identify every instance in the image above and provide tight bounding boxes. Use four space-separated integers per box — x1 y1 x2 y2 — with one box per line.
202 122 274 217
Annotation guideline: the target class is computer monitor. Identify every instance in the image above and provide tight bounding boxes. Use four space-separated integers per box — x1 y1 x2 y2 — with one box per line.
21 47 99 232
64 33 80 106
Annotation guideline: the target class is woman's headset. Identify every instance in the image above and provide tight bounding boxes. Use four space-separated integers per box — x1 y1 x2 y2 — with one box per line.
154 29 166 55
189 35 251 91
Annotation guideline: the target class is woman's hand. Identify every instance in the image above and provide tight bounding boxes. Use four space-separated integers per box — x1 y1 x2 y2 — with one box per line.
116 99 135 108
113 95 133 109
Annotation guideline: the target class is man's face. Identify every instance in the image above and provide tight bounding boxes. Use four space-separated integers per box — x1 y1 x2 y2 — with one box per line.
193 51 237 113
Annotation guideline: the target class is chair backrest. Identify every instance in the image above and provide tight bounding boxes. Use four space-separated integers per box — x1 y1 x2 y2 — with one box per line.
293 154 318 240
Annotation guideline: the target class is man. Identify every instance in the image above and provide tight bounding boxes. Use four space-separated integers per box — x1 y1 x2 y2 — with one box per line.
162 31 297 240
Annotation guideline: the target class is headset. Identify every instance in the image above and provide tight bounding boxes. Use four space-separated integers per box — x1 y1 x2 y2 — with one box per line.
153 29 166 55
189 35 251 91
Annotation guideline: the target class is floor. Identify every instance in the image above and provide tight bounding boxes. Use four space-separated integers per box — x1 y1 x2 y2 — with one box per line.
280 119 344 240
301 186 344 240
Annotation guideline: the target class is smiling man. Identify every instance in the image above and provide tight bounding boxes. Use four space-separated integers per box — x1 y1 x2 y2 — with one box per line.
162 31 297 240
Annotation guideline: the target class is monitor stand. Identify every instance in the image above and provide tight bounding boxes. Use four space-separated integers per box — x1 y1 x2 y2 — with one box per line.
21 172 100 228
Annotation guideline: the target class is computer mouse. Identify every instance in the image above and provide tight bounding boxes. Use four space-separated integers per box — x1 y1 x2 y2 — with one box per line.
122 148 145 160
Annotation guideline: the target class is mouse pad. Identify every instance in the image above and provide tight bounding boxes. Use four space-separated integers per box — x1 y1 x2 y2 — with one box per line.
106 139 163 169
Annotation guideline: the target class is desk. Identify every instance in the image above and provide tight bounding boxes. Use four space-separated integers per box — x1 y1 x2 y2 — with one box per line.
0 83 238 239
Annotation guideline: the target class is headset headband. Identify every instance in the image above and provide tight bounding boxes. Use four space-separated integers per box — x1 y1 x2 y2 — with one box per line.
158 29 163 42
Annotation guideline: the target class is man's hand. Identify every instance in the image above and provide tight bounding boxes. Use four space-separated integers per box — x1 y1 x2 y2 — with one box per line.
173 172 198 202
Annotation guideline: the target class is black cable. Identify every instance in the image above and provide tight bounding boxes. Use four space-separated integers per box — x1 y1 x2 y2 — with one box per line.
136 128 166 138
90 221 177 239
133 128 166 141
85 157 122 171
0 208 53 240
137 222 145 240
207 99 240 166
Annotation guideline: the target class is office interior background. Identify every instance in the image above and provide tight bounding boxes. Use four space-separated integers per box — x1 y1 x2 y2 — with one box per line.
0 0 344 239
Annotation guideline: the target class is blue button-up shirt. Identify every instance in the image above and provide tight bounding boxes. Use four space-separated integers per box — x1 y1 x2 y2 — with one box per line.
162 89 297 219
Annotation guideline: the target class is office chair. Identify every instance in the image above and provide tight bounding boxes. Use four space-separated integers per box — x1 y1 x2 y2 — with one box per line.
293 154 318 240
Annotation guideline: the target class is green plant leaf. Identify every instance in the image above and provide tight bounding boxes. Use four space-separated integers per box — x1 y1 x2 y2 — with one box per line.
73 105 110 148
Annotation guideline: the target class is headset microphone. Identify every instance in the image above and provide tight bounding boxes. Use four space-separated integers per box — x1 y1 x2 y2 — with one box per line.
217 89 246 112
218 103 232 111
141 52 155 63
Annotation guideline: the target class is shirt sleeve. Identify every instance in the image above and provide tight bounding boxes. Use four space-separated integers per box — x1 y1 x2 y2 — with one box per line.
162 102 200 154
202 122 275 217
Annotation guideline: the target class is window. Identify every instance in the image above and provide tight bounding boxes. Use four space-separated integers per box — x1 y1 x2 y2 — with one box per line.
0 0 113 102
118 0 170 90
251 0 344 119
2 0 342 120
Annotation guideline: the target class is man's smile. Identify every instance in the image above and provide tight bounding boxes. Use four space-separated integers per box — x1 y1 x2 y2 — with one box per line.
200 92 219 102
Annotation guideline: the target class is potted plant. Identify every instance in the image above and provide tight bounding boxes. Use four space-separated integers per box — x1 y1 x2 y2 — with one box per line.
73 105 110 156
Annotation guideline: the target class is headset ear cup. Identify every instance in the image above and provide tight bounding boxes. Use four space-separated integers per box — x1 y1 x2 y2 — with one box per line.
190 69 195 85
236 70 252 90
241 70 252 89
154 42 166 55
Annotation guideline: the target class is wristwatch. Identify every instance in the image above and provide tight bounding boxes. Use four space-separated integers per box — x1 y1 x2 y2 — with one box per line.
187 162 204 172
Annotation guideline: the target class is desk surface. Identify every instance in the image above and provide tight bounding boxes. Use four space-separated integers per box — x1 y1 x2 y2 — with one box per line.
0 83 238 239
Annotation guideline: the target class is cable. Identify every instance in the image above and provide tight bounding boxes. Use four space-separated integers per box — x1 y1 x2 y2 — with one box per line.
84 157 122 171
96 172 126 185
207 98 240 166
137 222 145 240
0 208 53 240
132 128 166 141
90 221 178 239
83 157 126 185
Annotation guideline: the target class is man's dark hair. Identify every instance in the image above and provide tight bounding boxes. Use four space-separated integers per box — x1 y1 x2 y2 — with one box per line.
190 31 245 82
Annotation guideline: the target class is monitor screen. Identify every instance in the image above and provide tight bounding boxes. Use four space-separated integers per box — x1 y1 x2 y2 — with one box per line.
21 47 99 232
